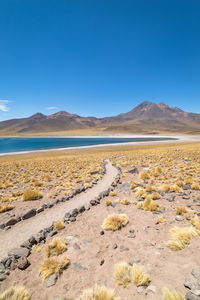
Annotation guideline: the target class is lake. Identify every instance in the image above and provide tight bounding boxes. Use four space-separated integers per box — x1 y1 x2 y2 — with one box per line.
0 137 176 154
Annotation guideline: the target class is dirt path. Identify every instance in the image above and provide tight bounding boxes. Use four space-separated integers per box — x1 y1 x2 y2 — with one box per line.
0 160 118 260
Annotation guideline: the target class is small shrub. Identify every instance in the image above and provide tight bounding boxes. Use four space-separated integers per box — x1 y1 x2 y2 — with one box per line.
0 286 31 300
23 189 43 201
40 256 69 280
132 264 150 287
54 221 65 231
163 287 186 300
139 171 150 180
120 199 129 205
45 238 67 257
77 285 120 300
105 200 112 206
114 262 132 287
102 214 129 231
167 226 198 250
109 191 117 197
0 204 13 213
157 216 165 223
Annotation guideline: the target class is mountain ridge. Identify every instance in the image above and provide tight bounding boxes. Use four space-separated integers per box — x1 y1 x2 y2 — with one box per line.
0 101 199 135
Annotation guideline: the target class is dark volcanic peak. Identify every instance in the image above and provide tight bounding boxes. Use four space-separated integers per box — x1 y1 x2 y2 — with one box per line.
29 113 47 120
48 110 80 119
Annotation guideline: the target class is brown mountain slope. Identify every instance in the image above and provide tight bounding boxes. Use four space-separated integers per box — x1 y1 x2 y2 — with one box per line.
0 101 199 135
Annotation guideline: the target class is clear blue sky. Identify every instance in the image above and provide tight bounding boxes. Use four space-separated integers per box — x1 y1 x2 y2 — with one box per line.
0 0 200 121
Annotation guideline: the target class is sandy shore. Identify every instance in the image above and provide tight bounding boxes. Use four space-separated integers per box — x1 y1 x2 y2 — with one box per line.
0 134 199 157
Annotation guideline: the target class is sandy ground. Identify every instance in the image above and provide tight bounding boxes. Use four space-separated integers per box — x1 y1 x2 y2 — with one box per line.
0 160 118 260
0 171 199 299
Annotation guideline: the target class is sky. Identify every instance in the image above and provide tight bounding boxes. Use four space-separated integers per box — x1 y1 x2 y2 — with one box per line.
0 0 200 121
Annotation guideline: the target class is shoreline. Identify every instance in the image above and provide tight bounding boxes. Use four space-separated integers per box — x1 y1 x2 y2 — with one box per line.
0 134 199 157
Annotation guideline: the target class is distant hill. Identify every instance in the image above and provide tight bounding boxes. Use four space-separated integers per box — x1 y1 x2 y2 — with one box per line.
0 101 200 135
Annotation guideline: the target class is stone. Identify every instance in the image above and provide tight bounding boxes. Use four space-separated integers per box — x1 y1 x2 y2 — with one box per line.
36 207 44 214
118 183 131 191
69 209 78 217
49 230 57 237
0 273 6 281
147 285 157 293
78 206 85 213
90 200 97 206
17 257 30 270
186 291 200 300
120 245 129 252
110 202 119 208
128 168 139 174
29 235 37 245
100 259 105 266
192 269 200 281
0 263 5 274
5 258 12 268
71 263 87 272
20 240 32 249
128 232 136 238
5 218 18 226
113 243 118 249
175 215 185 221
100 230 104 235
73 243 80 250
137 286 146 293
45 273 57 287
184 275 200 290
22 209 36 220
167 196 176 202
8 247 30 258
0 224 5 230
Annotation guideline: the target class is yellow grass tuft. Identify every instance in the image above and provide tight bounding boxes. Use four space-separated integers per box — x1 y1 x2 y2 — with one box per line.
105 200 112 206
137 202 143 209
150 192 161 200
120 199 129 205
167 226 198 250
77 285 120 300
160 184 170 192
132 264 150 287
191 183 200 190
163 287 186 300
114 262 132 287
40 256 69 280
45 238 67 257
109 191 117 197
157 216 165 223
143 196 159 211
0 286 31 300
23 189 43 201
191 215 200 231
54 221 65 231
32 245 41 253
102 214 129 231
139 171 150 180
0 204 13 213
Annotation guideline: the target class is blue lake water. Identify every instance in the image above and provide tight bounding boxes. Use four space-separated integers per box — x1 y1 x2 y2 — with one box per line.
0 137 176 154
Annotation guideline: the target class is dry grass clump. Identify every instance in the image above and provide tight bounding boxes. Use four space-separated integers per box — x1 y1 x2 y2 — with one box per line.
150 192 161 200
0 204 13 213
196 194 200 200
135 188 147 198
0 286 31 300
139 171 150 180
120 199 129 205
191 215 200 231
77 285 120 300
40 256 69 280
191 183 200 190
105 200 112 206
102 214 129 231
109 191 117 197
54 221 65 231
32 245 41 253
45 238 67 257
143 196 159 211
160 184 170 192
163 287 186 300
167 226 198 250
114 262 132 287
22 189 43 201
157 216 165 223
176 206 191 215
132 264 150 287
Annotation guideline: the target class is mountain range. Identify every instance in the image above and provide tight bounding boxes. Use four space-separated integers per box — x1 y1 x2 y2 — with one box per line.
0 101 199 136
